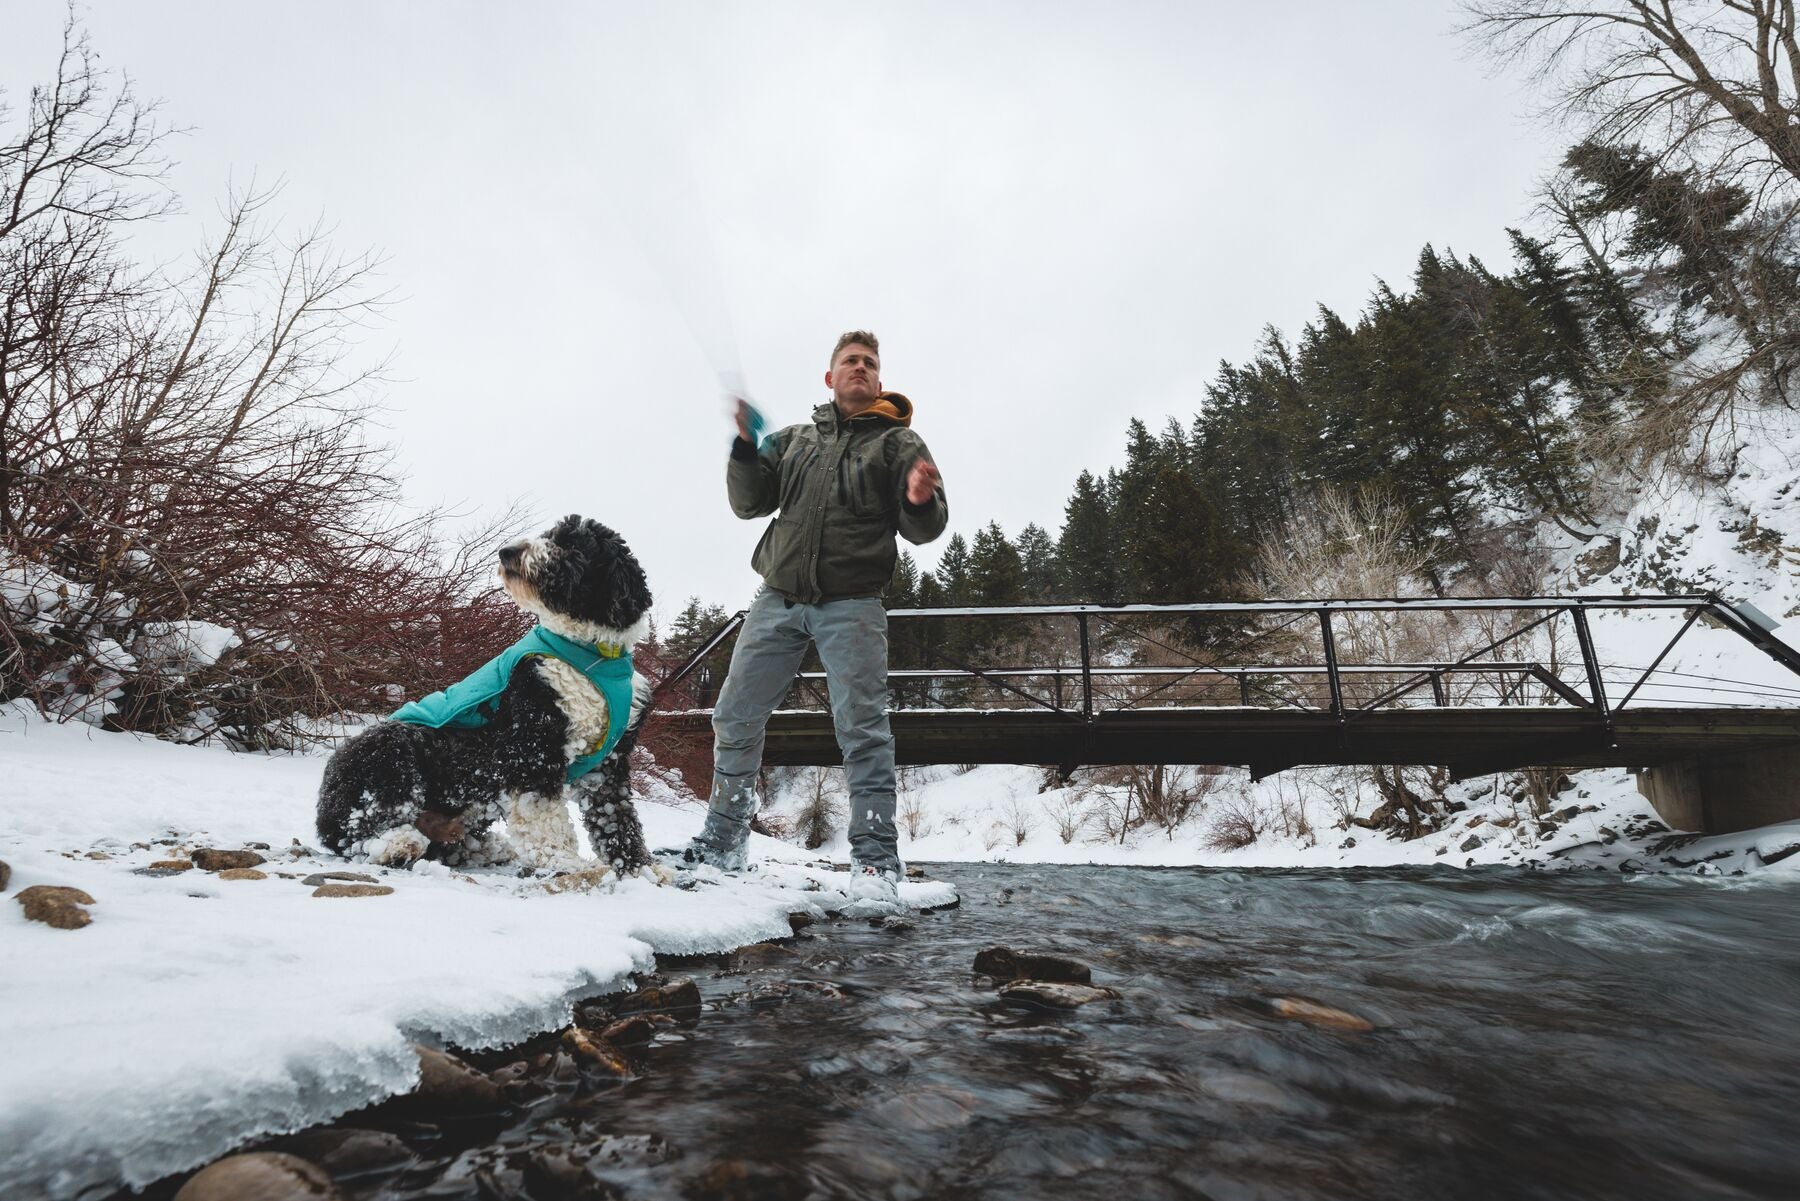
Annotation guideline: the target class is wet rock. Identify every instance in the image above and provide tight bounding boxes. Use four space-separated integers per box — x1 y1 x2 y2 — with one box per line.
787 911 816 933
730 942 795 967
217 868 268 881
1459 835 1484 853
973 946 1093 984
174 1151 344 1200
16 884 95 929
191 848 266 872
313 883 394 898
0 859 9 891
998 980 1121 1010
1598 826 1620 844
600 1015 658 1047
905 864 926 878
1265 996 1374 1032
1339 837 1356 849
392 1044 509 1116
745 981 792 1009
264 1128 413 1177
562 1027 632 1076
301 871 377 887
871 915 914 932
613 976 703 1021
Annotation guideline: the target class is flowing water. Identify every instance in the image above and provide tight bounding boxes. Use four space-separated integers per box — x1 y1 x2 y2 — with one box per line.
281 864 1800 1200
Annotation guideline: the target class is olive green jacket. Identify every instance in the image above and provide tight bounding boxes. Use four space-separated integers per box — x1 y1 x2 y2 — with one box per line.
727 393 948 603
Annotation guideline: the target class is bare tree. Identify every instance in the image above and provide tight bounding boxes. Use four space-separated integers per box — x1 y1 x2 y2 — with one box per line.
1465 1 1800 196
1 20 528 744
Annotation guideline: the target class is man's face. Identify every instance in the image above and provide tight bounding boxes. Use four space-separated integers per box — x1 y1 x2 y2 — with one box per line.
826 343 881 407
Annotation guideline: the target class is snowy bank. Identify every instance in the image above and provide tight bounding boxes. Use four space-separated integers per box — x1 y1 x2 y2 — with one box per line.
0 706 950 1199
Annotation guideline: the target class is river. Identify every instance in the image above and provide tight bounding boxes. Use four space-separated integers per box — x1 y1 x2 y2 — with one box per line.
242 863 1800 1200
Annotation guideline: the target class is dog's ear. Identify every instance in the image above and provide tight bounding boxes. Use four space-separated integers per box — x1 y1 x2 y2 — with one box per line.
601 531 652 629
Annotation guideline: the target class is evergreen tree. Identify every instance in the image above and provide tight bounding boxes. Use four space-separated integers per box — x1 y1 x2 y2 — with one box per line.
1057 470 1120 602
1016 522 1059 601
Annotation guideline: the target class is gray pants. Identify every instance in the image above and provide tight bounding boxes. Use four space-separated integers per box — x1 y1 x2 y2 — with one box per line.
698 587 899 872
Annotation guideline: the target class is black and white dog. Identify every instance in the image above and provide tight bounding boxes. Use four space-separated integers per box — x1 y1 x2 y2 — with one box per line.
316 515 655 875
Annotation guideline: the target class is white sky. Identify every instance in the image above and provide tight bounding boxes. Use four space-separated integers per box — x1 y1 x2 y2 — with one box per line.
2 1 1565 619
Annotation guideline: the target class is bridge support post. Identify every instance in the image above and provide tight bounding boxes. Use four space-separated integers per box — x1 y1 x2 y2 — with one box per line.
1636 746 1800 834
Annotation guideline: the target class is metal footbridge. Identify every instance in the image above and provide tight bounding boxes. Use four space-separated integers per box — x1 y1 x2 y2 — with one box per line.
654 595 1800 781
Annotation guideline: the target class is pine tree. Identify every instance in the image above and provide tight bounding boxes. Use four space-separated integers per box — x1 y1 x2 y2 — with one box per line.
1057 470 1120 602
1016 522 1059 601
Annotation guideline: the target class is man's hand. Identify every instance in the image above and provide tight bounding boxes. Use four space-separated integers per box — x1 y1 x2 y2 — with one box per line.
733 398 754 443
906 459 941 506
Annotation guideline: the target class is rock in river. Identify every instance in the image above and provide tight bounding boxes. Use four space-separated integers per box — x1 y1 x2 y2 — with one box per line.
973 945 1093 984
174 1151 344 1201
998 980 1121 1010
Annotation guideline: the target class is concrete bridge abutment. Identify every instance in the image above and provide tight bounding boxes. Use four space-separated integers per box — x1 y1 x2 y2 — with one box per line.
1636 746 1800 834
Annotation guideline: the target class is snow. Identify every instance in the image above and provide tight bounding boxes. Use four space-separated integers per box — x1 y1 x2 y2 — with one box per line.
0 704 952 1200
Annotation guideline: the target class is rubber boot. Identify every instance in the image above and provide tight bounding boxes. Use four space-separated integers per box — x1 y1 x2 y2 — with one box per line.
680 770 758 871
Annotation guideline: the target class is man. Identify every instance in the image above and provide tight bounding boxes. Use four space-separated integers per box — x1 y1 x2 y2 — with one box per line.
680 331 947 903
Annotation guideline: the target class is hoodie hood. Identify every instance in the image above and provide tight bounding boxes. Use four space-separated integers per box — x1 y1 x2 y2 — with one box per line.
816 390 913 428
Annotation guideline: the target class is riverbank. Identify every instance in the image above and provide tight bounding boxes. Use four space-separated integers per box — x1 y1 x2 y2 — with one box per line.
0 705 949 1199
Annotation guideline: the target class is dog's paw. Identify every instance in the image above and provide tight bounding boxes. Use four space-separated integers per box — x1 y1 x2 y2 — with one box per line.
363 825 429 867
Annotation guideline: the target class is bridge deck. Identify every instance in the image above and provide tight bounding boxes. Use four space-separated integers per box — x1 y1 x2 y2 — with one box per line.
659 706 1800 778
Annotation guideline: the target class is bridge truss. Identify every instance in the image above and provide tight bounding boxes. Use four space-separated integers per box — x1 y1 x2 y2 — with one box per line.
655 595 1800 777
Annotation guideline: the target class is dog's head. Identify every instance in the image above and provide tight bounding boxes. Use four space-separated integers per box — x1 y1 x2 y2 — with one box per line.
497 515 653 648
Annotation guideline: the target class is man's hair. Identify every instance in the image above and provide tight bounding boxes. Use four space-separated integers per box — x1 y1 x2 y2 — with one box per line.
831 330 880 366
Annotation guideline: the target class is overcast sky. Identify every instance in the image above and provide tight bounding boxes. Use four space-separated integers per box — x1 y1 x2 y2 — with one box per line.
4 1 1564 618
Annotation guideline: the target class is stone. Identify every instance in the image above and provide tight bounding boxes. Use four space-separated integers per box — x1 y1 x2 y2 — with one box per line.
973 946 1092 984
85 850 111 860
144 860 193 873
16 885 95 929
191 848 266 872
905 864 926 878
562 1027 632 1076
1267 996 1374 1031
730 942 795 967
787 911 816 933
313 883 394 898
613 977 703 1021
690 1158 801 1201
217 868 268 881
301 871 377 887
1754 831 1800 865
998 980 1121 1010
1554 805 1582 822
393 1045 508 1116
264 1128 413 1177
1459 835 1484 853
745 981 792 1009
0 859 9 891
174 1151 344 1201
1339 837 1356 849
600 1016 658 1047
412 810 466 844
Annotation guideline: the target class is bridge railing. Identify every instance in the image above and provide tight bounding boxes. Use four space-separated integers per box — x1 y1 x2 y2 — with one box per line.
655 594 1800 724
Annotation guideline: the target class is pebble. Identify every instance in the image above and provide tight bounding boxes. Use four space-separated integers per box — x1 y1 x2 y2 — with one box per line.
998 980 1121 1010
0 859 9 891
300 871 377 887
191 848 266 872
312 883 394 898
217 868 267 881
173 1152 344 1201
562 1026 633 1076
16 885 95 929
973 946 1093 983
1266 996 1375 1032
